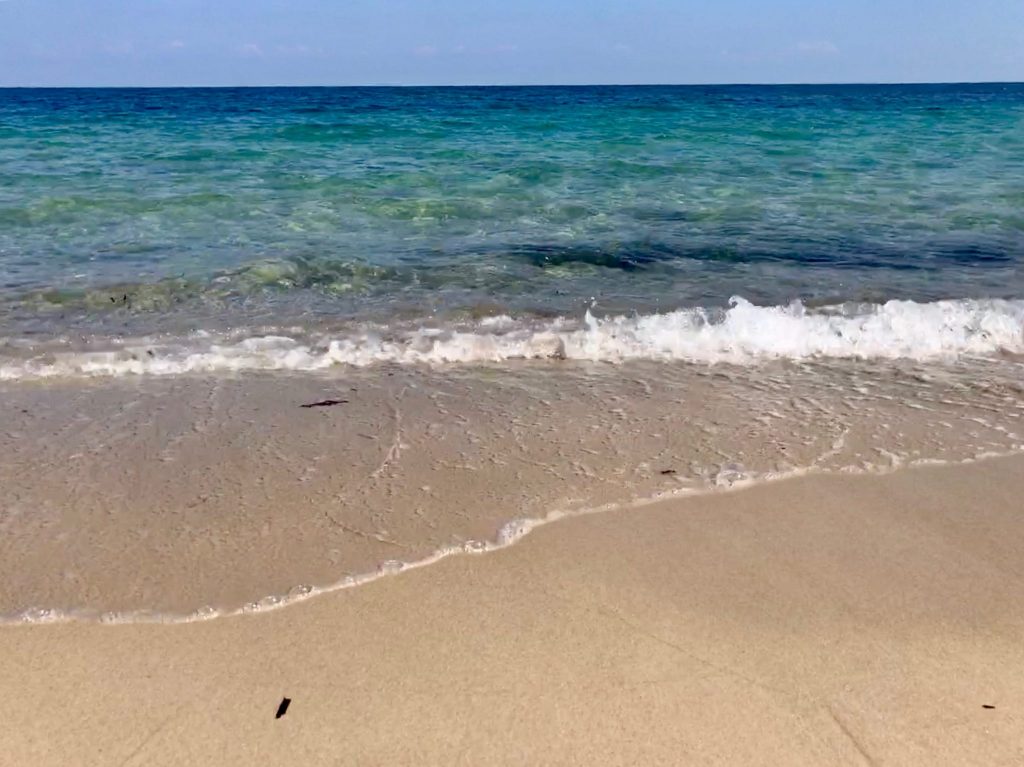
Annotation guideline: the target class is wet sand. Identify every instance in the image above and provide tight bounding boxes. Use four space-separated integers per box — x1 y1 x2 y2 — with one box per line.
3 455 1023 766
2 360 1019 619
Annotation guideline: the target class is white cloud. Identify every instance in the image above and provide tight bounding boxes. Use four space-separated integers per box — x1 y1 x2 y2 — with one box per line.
275 43 318 56
440 43 518 56
796 40 840 56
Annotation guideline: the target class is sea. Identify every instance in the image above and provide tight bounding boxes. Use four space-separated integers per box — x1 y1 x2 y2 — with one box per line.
2 84 1024 375
3 84 1024 621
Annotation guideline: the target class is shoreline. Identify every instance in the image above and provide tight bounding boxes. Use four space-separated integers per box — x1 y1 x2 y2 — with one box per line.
5 81 1024 766
5 448 1021 627
3 360 1021 619
5 455 1024 765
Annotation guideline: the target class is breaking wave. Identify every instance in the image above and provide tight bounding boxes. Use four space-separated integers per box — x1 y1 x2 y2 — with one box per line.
3 297 1024 380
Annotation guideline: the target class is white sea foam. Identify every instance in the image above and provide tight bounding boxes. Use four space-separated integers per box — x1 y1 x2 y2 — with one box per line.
0 461 789 626
9 447 1021 627
3 297 1024 380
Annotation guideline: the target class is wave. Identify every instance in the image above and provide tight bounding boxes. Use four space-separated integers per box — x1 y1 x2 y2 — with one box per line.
3 297 1024 380
9 449 1022 625
0 462 899 625
0 464 806 625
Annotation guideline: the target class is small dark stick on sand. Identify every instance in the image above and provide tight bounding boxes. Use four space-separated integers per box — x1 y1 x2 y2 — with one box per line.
300 399 349 409
659 469 677 475
982 704 995 709
276 698 291 719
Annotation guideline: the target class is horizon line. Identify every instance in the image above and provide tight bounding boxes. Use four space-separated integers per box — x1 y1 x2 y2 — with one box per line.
1 80 1023 90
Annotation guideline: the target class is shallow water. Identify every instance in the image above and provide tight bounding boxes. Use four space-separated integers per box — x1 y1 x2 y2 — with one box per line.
2 84 1024 346
3 84 1024 623
2 356 1022 622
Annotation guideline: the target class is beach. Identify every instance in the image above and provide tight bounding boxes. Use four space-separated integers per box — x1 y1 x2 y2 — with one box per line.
3 356 1020 621
3 83 1024 765
3 454 1023 766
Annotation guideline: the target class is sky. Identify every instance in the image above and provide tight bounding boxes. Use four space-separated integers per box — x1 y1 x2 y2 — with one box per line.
0 0 1022 87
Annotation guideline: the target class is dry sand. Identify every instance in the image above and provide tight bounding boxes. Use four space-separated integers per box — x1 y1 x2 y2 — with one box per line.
3 454 1023 766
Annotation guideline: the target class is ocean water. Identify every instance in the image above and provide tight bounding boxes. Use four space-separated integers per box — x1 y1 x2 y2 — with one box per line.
4 84 1024 621
2 84 1024 376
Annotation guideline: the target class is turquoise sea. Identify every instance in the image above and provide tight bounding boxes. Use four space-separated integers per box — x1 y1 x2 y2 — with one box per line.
2 84 1024 375
5 85 1024 624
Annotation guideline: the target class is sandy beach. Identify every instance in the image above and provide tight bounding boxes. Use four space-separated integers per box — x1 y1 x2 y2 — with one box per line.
4 359 1019 621
4 57 1024 767
4 454 1023 766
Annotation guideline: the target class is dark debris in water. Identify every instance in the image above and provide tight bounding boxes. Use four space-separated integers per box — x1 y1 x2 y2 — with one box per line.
507 243 677 272
300 399 349 409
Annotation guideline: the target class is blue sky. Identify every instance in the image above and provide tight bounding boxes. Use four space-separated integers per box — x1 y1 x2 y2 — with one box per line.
1 0 1022 87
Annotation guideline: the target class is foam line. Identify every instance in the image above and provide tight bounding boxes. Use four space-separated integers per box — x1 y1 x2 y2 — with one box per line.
3 297 1023 380
6 449 1019 626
